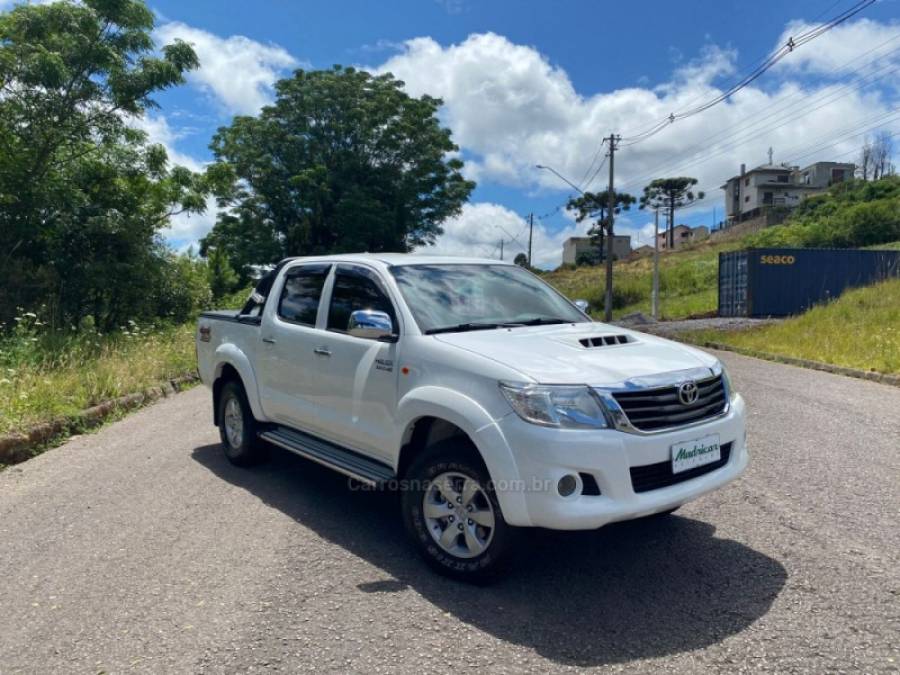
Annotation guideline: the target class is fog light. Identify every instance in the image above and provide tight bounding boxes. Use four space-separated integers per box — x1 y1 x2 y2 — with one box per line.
557 474 578 497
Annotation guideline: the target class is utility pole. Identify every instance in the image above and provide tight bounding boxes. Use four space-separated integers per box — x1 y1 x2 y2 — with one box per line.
499 238 504 261
527 213 534 266
652 208 660 320
604 133 620 322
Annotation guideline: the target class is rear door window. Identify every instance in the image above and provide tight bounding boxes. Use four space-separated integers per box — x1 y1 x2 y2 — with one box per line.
277 264 331 326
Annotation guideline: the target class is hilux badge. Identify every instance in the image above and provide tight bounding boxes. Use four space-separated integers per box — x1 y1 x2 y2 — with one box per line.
678 381 699 406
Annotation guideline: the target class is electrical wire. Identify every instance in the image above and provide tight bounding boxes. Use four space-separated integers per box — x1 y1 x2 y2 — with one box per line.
659 118 899 224
581 154 608 192
619 0 877 146
617 48 900 194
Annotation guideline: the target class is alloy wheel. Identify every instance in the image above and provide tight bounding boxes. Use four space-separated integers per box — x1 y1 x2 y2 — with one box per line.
423 471 495 558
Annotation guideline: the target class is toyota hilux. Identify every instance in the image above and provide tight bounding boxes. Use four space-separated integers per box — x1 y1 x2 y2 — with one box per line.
196 254 748 581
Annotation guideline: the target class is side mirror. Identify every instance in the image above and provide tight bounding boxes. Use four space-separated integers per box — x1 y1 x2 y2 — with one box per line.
574 299 590 314
348 309 396 341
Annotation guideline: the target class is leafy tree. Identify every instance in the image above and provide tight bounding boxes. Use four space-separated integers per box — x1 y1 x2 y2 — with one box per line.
566 190 635 260
153 249 213 322
513 252 529 267
0 0 206 327
639 178 704 248
202 66 475 278
206 247 240 302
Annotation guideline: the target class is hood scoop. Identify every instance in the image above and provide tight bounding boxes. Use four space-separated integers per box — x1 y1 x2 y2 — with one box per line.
579 334 632 348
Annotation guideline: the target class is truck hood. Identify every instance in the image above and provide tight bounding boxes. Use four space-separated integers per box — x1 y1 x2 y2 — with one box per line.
432 322 715 386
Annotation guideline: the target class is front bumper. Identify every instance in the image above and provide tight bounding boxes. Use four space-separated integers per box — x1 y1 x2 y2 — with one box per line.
478 394 748 529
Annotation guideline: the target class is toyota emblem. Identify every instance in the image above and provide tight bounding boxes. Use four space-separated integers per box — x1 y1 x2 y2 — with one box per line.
678 381 699 406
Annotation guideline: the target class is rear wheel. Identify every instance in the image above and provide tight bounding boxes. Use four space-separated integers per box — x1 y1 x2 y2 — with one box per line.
402 439 517 583
217 380 266 466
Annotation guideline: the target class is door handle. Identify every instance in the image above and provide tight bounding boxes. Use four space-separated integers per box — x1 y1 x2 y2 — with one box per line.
262 337 276 344
313 346 332 356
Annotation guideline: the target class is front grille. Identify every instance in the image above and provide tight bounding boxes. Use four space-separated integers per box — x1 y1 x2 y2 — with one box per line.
612 375 728 432
630 442 732 493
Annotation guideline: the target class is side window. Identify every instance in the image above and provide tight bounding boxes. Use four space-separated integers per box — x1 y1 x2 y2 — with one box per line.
327 268 397 335
277 265 330 326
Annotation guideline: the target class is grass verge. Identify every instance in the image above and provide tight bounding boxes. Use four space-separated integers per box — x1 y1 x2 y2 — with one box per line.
681 278 900 375
0 318 196 435
543 240 741 320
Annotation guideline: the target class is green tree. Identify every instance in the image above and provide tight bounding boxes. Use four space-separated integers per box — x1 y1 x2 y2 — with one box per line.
202 66 474 277
639 178 704 248
0 0 205 327
513 252 529 268
566 189 635 261
206 247 240 302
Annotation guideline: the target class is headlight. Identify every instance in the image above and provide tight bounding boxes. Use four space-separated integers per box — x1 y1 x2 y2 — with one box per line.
499 382 609 429
720 363 737 400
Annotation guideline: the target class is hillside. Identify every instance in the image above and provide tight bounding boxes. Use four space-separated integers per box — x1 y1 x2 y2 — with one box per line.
543 240 741 320
684 278 900 375
546 176 900 321
745 176 900 249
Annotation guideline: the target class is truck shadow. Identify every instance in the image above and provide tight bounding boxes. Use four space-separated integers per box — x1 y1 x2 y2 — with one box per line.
192 443 786 667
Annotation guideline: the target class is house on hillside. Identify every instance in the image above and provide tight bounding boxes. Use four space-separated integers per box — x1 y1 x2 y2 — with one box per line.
656 225 709 251
721 160 855 226
561 235 632 265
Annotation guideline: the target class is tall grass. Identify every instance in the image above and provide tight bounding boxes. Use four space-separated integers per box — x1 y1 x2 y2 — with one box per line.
685 279 900 374
0 312 196 434
543 241 741 320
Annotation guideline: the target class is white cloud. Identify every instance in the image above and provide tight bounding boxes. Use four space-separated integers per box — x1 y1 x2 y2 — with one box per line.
165 197 219 250
130 113 204 171
772 18 900 77
421 202 664 269
0 0 55 7
155 22 298 115
418 202 589 268
375 24 899 202
129 113 218 247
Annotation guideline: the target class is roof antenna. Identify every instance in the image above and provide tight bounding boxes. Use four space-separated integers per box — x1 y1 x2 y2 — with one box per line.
768 146 773 165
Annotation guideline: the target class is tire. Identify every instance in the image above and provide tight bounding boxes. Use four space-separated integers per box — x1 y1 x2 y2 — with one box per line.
217 380 266 466
401 439 517 583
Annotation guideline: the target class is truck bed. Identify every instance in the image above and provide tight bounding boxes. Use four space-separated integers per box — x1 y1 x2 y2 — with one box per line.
199 310 262 326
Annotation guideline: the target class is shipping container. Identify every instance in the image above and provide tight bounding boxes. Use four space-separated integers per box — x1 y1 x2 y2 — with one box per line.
718 248 900 317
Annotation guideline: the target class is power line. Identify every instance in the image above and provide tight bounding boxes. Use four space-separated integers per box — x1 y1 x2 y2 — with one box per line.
582 153 608 192
617 50 900 194
619 0 877 146
577 139 608 191
618 36 900 187
657 115 899 223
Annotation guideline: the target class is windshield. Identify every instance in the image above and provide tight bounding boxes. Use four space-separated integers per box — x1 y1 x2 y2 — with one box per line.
390 264 588 334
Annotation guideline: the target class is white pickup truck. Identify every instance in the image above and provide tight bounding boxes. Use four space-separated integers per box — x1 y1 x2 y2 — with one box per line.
197 254 747 581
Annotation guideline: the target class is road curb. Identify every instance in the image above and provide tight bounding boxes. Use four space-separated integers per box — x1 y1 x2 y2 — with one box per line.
0 373 200 466
693 341 900 388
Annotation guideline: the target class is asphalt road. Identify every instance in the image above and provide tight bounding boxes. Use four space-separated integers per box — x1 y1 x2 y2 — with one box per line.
1 351 898 673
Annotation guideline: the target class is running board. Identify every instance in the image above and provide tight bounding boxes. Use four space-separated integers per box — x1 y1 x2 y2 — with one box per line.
259 426 396 486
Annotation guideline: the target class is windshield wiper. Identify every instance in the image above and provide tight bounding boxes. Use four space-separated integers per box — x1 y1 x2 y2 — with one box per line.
425 322 522 335
515 317 572 326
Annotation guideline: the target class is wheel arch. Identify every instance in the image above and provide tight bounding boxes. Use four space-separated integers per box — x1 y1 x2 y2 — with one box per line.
395 387 528 525
211 345 264 425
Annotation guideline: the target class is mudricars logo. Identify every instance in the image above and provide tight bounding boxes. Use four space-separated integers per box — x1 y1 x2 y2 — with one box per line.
674 443 718 461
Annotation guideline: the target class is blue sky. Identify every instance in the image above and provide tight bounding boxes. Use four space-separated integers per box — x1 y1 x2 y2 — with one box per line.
121 1 900 265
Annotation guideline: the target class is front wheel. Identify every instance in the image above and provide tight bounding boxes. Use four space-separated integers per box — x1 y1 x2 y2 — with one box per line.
218 381 266 466
402 440 517 583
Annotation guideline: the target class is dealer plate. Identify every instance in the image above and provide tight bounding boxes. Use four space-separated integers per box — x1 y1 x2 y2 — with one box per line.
671 434 721 474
